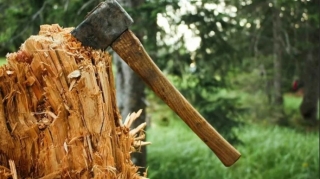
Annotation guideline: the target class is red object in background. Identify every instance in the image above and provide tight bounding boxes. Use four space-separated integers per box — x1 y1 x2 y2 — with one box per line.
292 80 299 91
291 79 304 96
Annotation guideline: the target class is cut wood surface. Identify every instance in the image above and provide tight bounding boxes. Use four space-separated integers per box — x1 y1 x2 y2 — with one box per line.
0 24 149 179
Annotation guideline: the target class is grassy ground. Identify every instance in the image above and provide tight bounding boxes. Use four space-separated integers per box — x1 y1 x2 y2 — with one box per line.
146 91 318 179
147 118 319 179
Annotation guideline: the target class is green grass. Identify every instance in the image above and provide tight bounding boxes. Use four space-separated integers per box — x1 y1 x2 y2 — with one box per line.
284 94 302 114
147 119 319 179
0 57 6 65
146 86 318 178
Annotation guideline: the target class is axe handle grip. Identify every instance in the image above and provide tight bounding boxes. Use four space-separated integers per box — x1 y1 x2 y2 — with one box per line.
112 30 241 167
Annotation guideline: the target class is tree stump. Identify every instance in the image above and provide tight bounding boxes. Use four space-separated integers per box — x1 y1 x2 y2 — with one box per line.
0 24 149 179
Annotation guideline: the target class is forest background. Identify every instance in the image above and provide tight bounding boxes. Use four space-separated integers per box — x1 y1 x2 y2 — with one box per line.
0 0 319 178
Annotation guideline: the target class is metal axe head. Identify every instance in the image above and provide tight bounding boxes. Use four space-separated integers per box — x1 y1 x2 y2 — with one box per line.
71 0 133 50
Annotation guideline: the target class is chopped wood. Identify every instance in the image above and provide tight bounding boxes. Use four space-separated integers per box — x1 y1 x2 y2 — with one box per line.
8 160 17 179
0 24 149 178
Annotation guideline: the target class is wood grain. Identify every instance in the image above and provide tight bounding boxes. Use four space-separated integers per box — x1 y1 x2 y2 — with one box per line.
0 24 148 178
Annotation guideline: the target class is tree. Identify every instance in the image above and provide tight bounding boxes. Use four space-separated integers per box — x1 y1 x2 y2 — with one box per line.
298 0 319 125
272 0 286 124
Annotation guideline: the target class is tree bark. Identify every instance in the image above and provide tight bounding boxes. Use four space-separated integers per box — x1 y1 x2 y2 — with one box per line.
272 1 286 124
272 5 283 105
300 52 319 124
0 24 148 179
299 21 319 125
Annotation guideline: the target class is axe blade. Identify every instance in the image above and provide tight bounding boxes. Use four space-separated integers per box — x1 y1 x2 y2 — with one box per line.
71 0 133 50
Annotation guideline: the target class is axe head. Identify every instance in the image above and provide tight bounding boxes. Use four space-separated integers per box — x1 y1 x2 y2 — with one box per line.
71 0 133 50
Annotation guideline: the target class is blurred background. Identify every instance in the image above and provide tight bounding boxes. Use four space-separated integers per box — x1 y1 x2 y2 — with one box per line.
0 0 319 178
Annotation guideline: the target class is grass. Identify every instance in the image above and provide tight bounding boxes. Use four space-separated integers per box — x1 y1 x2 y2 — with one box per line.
284 94 302 110
0 57 6 65
146 91 318 179
146 119 319 179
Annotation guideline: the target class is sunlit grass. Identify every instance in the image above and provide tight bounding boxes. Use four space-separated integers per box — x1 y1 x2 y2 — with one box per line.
147 119 319 179
0 57 6 65
284 94 302 113
146 91 318 178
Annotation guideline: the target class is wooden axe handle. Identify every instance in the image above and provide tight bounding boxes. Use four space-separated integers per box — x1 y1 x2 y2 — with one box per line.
112 30 241 167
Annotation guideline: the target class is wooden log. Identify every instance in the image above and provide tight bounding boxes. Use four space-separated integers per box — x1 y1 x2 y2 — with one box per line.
0 24 149 179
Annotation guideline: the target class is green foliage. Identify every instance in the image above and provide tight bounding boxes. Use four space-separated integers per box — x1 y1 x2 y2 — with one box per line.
179 2 242 76
147 119 319 179
173 73 244 143
237 0 319 78
0 0 100 55
151 1 246 143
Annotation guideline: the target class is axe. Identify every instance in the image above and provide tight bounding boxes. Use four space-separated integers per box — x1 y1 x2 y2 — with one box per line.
71 0 241 167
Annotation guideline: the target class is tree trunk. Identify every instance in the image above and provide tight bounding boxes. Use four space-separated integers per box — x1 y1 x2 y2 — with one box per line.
299 21 319 125
300 52 319 124
272 2 285 124
272 5 283 105
0 24 148 179
115 0 147 174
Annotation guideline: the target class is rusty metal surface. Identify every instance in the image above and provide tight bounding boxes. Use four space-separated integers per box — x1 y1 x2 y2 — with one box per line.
71 0 133 50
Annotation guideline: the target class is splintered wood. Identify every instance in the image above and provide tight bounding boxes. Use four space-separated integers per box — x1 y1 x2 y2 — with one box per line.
0 24 149 179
